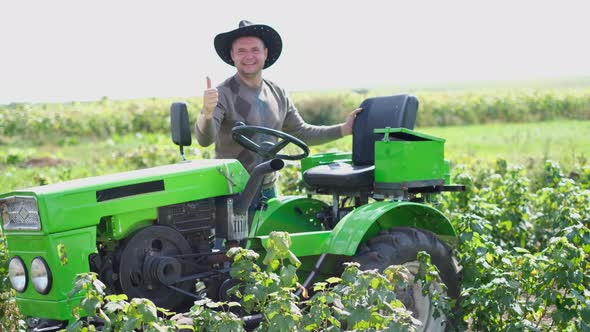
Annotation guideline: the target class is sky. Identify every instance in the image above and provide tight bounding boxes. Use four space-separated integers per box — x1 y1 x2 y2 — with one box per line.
1 0 589 104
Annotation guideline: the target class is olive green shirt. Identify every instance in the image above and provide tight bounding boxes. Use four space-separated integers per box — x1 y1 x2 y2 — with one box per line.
195 74 342 174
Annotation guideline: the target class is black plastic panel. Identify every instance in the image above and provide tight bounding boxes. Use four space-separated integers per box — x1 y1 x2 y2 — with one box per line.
96 180 165 202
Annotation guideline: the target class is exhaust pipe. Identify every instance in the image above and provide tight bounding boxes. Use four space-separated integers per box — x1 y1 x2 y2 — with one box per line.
234 159 284 214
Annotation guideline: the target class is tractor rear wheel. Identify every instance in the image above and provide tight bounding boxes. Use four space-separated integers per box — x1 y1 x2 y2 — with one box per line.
353 227 460 332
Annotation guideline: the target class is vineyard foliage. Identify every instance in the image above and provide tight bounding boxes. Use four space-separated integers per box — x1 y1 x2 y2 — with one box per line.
1 85 590 330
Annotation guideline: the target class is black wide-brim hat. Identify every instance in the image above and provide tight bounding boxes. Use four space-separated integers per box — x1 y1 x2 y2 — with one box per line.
214 20 282 69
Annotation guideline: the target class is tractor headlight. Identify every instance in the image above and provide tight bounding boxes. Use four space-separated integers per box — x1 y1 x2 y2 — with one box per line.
8 256 28 292
31 257 52 294
0 196 41 231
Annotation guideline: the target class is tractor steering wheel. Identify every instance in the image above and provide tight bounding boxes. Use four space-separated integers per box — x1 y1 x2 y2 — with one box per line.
231 124 310 160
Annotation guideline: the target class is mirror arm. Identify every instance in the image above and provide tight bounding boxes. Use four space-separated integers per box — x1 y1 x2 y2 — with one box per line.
180 146 186 161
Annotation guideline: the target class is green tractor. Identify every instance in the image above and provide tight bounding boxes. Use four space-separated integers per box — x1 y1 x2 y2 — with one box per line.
1 95 464 331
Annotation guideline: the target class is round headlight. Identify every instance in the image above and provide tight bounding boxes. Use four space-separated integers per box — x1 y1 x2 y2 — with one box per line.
8 256 27 292
31 257 52 294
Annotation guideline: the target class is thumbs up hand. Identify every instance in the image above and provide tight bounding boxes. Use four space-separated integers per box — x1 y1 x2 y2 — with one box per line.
203 76 218 118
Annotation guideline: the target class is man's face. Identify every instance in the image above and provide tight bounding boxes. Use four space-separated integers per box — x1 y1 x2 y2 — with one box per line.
231 36 268 77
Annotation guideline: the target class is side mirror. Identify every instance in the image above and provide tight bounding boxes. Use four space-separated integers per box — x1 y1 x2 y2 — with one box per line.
170 102 192 160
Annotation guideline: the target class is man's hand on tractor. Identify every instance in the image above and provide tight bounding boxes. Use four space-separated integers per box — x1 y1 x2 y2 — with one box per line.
340 107 363 136
202 76 218 119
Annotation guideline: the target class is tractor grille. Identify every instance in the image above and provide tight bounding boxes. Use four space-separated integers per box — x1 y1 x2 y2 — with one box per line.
157 198 215 235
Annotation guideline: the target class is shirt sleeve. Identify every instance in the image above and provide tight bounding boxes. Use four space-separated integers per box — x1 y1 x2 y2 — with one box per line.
282 93 343 146
195 92 226 147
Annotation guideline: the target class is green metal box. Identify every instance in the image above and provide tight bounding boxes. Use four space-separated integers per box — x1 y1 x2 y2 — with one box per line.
373 128 446 190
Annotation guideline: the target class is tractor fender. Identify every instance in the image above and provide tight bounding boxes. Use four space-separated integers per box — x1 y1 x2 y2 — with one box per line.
250 196 328 237
324 201 456 257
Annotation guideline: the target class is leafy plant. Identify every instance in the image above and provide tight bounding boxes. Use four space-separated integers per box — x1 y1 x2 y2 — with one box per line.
61 232 434 331
440 159 590 331
0 229 26 331
65 273 178 332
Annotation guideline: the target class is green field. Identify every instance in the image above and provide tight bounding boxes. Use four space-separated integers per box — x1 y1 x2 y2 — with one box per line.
310 119 590 167
1 120 588 192
428 120 589 166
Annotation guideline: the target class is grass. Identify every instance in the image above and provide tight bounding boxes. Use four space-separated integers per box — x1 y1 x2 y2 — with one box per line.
308 120 590 170
425 120 589 168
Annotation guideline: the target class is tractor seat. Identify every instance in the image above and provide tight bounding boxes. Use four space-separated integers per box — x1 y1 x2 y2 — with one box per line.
302 94 418 194
303 162 374 192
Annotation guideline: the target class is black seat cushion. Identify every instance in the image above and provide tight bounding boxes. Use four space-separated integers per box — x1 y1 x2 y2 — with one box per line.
303 162 374 192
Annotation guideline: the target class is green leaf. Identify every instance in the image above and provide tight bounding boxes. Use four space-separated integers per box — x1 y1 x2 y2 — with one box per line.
279 265 298 287
132 298 158 322
347 308 371 330
194 298 211 307
313 282 327 292
195 281 207 292
105 294 128 302
511 303 523 316
263 232 300 269
97 308 112 330
81 297 101 314
287 251 301 268
68 273 93 298
66 321 84 332
263 248 278 268
499 220 513 231
370 277 380 289
227 301 241 308
326 277 342 284
205 301 223 308
104 300 126 313
581 303 590 323
92 278 106 295
513 247 530 254
121 317 138 332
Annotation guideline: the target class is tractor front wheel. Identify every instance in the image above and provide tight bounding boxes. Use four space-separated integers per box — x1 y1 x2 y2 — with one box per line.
353 227 460 332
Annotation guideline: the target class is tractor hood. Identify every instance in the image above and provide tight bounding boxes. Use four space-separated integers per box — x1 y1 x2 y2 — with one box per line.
0 159 248 234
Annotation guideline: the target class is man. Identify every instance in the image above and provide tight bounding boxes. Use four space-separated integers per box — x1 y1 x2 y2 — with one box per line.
195 20 361 196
